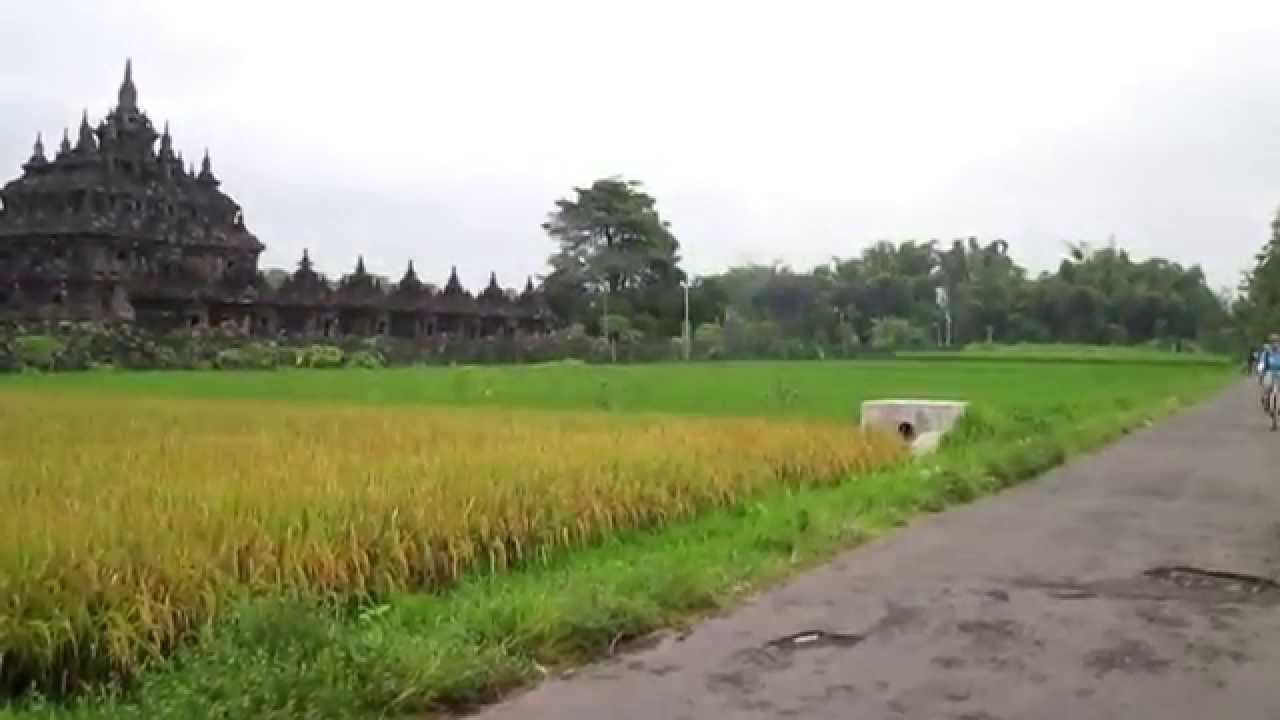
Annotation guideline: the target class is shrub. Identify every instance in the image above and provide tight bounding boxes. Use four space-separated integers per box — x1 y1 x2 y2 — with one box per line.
213 348 247 370
693 322 724 359
215 342 283 370
13 335 66 371
1103 323 1129 345
345 350 386 369
299 345 345 369
870 317 929 351
242 342 283 369
940 404 1003 448
273 345 300 367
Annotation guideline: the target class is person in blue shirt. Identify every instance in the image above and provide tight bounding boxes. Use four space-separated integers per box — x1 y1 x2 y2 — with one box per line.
1258 335 1280 413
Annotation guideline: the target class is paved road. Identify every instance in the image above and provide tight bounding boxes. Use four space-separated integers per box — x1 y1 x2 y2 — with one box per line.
472 382 1280 720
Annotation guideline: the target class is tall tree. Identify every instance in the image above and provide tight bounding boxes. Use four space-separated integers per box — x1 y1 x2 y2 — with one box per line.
1240 208 1280 342
543 177 685 336
683 235 1229 354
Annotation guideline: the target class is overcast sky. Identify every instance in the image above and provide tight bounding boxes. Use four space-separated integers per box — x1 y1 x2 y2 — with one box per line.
3 0 1278 292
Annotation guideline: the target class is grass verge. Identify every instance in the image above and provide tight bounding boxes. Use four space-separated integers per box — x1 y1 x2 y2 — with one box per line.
0 378 1228 720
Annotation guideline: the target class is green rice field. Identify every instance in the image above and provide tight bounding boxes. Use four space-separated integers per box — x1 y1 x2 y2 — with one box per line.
0 355 1235 718
0 357 1230 419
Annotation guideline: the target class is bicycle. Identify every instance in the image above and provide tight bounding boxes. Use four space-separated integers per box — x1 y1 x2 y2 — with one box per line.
1265 376 1280 431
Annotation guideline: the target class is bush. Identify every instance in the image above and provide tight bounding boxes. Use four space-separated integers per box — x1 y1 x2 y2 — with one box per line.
243 342 282 369
299 345 345 369
214 343 283 370
1103 323 1129 345
0 318 930 374
693 322 723 359
345 350 386 369
940 404 1003 448
870 317 929 351
273 345 300 367
213 348 247 370
14 335 66 371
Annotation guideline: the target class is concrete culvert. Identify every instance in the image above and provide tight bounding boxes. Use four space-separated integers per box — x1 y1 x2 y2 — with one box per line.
897 422 916 441
860 399 968 455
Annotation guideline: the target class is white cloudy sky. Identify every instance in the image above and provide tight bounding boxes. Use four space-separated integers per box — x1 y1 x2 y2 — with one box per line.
3 0 1278 292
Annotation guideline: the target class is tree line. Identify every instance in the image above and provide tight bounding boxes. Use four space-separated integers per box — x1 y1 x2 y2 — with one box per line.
541 177 1236 356
1236 210 1280 349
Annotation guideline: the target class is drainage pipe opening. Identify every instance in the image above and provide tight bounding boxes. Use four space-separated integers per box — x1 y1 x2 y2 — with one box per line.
897 422 916 442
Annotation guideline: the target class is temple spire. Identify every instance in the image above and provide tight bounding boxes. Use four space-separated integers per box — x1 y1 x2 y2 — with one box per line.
75 110 98 153
298 248 314 273
59 128 71 156
524 276 535 295
28 133 47 165
481 271 505 301
355 255 367 275
197 148 219 185
444 265 464 296
118 59 138 112
159 121 173 156
400 259 420 288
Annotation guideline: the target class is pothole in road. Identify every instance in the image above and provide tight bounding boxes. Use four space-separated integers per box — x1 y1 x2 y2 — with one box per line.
764 630 865 652
1144 566 1280 596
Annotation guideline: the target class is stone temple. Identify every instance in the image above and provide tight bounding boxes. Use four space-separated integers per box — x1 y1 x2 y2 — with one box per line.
0 61 548 339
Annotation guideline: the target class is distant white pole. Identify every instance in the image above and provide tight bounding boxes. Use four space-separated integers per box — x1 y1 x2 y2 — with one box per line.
935 286 952 348
602 284 614 363
682 282 691 361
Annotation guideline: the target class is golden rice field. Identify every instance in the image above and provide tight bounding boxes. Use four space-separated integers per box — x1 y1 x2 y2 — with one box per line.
0 391 903 694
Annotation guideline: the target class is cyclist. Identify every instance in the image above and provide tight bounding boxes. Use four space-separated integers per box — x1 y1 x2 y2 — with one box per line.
1258 335 1280 413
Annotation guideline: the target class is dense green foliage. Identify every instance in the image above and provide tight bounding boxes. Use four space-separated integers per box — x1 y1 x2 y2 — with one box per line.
541 178 686 340
0 323 686 373
682 239 1232 354
1236 208 1280 345
526 177 1235 354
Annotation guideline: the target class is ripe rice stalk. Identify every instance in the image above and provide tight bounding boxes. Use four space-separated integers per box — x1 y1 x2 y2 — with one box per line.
0 391 903 695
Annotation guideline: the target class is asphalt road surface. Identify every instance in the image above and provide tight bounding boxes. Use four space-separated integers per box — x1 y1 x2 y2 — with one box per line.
472 382 1280 720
